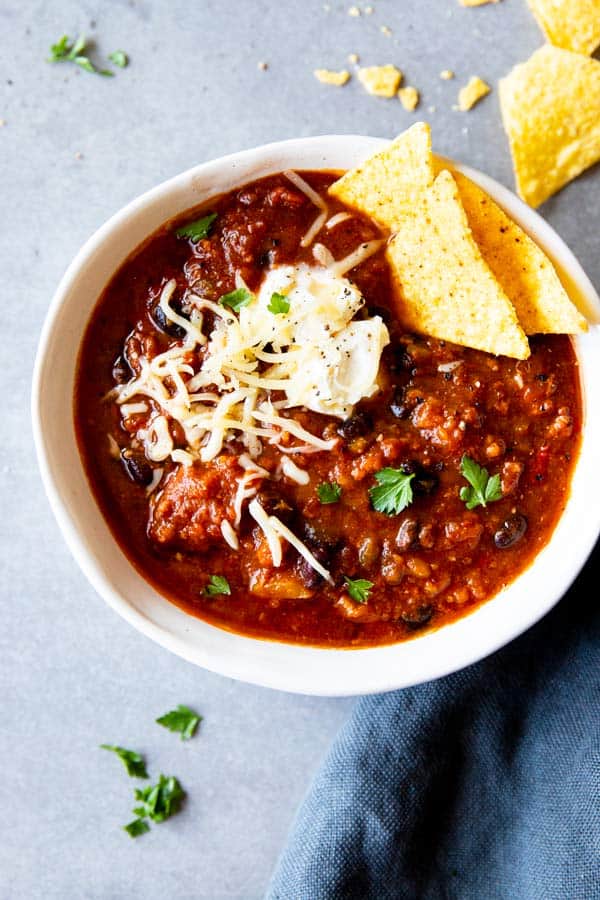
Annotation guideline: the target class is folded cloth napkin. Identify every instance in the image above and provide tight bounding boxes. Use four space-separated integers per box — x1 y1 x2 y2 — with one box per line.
267 540 600 900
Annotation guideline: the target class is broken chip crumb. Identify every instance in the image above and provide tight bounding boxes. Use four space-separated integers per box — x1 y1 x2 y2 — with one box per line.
358 64 402 97
258 61 268 71
0 118 6 127
380 25 392 36
314 68 351 87
459 0 500 5
348 53 360 65
348 5 361 15
499 44 600 206
458 76 491 110
428 105 437 113
74 151 83 160
398 86 420 111
526 0 600 56
364 5 374 13
440 69 455 80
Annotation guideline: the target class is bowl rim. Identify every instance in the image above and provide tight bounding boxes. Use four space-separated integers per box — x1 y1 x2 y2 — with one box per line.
31 134 600 696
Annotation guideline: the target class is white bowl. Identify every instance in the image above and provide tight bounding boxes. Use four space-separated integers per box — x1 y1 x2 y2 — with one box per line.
32 136 600 696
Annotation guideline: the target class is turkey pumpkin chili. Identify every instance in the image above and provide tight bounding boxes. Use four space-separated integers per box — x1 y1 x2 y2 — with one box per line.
74 129 584 648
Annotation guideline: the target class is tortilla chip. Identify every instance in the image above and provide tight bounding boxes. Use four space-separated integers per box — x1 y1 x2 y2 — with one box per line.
314 69 351 86
398 86 420 111
457 76 491 111
499 45 600 207
440 167 588 333
527 0 600 55
357 65 402 97
328 122 433 228
386 170 530 359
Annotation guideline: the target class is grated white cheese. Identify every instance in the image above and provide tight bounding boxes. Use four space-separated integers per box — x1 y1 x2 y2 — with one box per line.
145 467 164 496
221 520 240 550
283 170 328 247
248 498 333 582
281 457 310 485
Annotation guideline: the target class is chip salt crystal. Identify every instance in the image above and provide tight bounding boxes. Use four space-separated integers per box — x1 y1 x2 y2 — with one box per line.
357 64 402 97
526 0 600 56
386 170 530 359
457 75 491 110
398 86 420 111
314 68 351 86
499 45 600 207
328 122 433 228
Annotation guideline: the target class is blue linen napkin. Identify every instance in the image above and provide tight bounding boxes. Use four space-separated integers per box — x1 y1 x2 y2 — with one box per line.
267 540 600 900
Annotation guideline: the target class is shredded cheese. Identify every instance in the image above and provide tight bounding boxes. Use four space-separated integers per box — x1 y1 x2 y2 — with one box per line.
283 170 328 247
248 499 333 583
221 520 240 550
281 457 310 485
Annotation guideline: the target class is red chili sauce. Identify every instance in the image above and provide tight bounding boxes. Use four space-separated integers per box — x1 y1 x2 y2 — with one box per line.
75 172 582 647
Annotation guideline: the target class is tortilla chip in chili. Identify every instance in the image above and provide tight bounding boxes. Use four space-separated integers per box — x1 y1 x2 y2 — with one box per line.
435 165 588 334
526 0 600 56
499 45 600 208
386 170 530 359
327 122 433 228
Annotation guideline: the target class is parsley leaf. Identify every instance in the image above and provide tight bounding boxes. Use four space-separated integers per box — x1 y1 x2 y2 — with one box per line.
267 292 290 315
175 212 217 242
204 575 231 596
109 50 128 68
317 482 342 504
369 467 415 516
344 577 374 604
459 455 503 510
100 744 149 778
156 705 202 740
47 34 117 76
134 775 185 823
123 817 150 838
218 287 254 312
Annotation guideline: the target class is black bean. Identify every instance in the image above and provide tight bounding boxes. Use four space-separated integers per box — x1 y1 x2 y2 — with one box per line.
494 514 528 549
387 344 414 374
399 461 439 496
297 545 331 589
395 518 418 550
336 410 373 441
366 304 392 325
401 604 433 630
151 303 187 338
301 520 339 553
120 450 154 486
390 386 410 419
256 490 295 525
112 355 132 384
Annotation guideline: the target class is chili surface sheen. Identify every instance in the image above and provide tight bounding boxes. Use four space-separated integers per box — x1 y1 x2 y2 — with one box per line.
75 171 582 647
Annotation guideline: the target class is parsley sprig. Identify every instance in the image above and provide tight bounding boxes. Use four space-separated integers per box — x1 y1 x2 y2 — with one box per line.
132 775 185 825
204 574 231 596
369 467 415 516
459 455 502 510
100 744 149 778
47 34 123 77
317 482 342 504
267 292 290 315
344 577 374 604
156 705 202 741
175 212 217 242
218 287 254 312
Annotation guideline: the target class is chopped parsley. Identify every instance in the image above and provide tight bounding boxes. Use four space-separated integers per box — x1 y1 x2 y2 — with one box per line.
459 455 502 510
204 575 231 596
344 577 374 604
317 482 342 504
47 34 117 76
156 705 202 741
267 292 290 315
218 287 254 312
123 818 150 838
369 467 415 516
108 50 128 68
133 775 185 824
175 212 217 242
100 744 149 778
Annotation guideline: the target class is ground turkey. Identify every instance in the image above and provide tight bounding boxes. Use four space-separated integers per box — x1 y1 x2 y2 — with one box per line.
149 456 241 551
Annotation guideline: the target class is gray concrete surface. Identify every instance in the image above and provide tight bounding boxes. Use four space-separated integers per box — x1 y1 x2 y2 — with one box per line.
1 1 598 898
